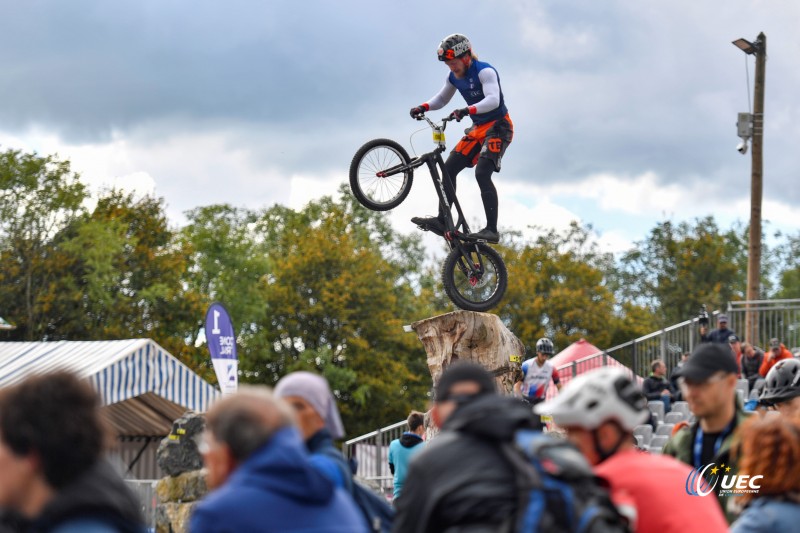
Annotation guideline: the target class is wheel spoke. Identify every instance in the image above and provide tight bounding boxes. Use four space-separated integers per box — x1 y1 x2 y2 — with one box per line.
452 251 499 303
356 146 408 205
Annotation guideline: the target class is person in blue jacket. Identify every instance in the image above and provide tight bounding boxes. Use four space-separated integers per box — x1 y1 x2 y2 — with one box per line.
190 387 367 533
387 411 426 499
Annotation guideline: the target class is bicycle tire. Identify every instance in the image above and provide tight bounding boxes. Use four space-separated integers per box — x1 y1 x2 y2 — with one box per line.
349 139 413 211
442 243 507 312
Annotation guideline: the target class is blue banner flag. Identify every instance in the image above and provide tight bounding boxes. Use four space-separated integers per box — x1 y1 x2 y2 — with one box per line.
204 303 238 395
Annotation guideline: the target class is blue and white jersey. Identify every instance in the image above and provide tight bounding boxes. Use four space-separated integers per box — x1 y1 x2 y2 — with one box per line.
520 358 560 400
425 60 508 125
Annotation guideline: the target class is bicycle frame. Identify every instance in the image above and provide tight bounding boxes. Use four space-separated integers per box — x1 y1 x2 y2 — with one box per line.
377 116 472 238
375 115 493 285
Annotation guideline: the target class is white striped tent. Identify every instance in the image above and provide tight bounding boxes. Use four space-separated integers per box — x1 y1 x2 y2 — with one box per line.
0 339 220 478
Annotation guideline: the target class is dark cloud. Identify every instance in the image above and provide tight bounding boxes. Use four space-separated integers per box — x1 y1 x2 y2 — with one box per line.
1 1 798 207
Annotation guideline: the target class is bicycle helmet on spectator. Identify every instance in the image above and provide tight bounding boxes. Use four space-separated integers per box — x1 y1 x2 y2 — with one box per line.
437 34 472 61
534 367 649 431
759 358 800 405
535 337 554 356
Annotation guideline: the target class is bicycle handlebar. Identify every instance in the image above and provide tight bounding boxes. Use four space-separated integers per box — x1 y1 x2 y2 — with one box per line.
414 114 456 130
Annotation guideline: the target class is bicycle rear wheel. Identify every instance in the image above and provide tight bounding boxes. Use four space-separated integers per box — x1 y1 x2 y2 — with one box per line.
349 139 413 211
442 243 507 312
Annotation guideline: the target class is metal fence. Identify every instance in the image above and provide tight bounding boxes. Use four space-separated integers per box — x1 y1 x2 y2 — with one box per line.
727 299 800 351
342 420 406 497
344 299 800 494
125 479 158 531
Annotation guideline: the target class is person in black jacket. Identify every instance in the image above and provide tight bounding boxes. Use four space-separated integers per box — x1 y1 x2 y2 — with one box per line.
741 342 766 397
700 314 737 344
392 363 536 532
0 372 143 533
642 359 677 413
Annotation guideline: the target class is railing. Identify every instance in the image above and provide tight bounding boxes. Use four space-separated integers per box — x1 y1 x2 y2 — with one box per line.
342 420 406 498
125 479 158 530
727 299 800 350
347 299 800 494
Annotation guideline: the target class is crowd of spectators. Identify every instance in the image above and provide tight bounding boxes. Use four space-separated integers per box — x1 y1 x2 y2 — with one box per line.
2 325 800 533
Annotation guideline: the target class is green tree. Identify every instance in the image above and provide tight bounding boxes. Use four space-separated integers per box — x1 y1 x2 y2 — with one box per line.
181 204 272 370
496 222 642 353
48 191 205 369
616 217 747 326
773 231 800 299
251 188 430 436
0 149 87 340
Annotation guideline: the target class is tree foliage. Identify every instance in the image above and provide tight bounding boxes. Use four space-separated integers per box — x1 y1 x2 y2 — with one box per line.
252 188 431 436
496 222 655 353
0 149 86 340
615 217 747 326
9 146 800 436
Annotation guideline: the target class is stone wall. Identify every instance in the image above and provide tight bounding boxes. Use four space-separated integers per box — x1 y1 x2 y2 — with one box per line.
155 412 208 533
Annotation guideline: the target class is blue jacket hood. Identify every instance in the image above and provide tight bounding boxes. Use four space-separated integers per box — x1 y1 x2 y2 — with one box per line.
224 426 335 505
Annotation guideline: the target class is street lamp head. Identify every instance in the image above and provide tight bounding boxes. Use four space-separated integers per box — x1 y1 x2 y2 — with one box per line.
732 38 758 55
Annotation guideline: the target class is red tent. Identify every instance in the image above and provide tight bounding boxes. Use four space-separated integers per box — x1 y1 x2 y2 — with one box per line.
543 339 640 400
550 338 603 367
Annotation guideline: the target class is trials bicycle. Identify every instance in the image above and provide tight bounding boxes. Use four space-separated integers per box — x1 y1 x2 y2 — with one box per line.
348 114 507 312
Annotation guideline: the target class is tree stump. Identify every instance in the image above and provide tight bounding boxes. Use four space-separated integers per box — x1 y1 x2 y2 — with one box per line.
410 310 526 395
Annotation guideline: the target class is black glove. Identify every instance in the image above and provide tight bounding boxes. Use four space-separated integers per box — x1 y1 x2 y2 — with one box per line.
409 105 427 119
449 107 471 121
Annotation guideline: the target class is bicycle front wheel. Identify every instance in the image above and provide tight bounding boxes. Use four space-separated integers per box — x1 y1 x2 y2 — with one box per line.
349 139 413 211
442 243 507 312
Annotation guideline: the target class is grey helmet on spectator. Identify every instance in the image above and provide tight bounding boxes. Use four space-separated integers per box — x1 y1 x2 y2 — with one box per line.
759 358 800 405
536 337 554 356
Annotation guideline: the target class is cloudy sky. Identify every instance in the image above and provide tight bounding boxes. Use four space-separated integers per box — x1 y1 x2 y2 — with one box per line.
1 1 798 257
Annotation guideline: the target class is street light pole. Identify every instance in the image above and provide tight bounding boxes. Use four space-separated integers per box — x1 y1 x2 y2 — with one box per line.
741 33 766 343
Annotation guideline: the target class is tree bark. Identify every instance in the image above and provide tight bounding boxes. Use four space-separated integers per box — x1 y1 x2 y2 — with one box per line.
410 310 525 395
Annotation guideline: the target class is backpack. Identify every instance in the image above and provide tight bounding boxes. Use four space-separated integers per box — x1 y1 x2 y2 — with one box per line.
509 430 630 533
350 480 395 533
313 447 394 533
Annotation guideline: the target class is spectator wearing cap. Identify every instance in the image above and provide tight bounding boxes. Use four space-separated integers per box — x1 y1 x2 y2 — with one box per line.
393 362 536 532
663 343 751 522
759 338 793 378
727 335 742 375
740 343 766 397
274 372 352 491
700 313 737 344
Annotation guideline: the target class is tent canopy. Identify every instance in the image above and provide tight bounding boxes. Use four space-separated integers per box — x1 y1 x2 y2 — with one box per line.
0 339 220 436
544 339 640 400
550 338 603 367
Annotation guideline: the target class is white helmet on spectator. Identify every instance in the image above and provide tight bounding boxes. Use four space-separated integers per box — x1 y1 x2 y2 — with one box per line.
535 337 554 356
534 367 649 431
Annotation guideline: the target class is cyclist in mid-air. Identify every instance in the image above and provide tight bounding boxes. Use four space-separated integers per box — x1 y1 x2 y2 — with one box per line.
410 33 513 244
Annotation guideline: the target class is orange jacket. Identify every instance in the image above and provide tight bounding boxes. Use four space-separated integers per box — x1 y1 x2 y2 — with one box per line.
759 344 793 377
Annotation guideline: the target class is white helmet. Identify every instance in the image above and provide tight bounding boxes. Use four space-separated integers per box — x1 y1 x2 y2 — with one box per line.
535 337 554 356
534 367 649 431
